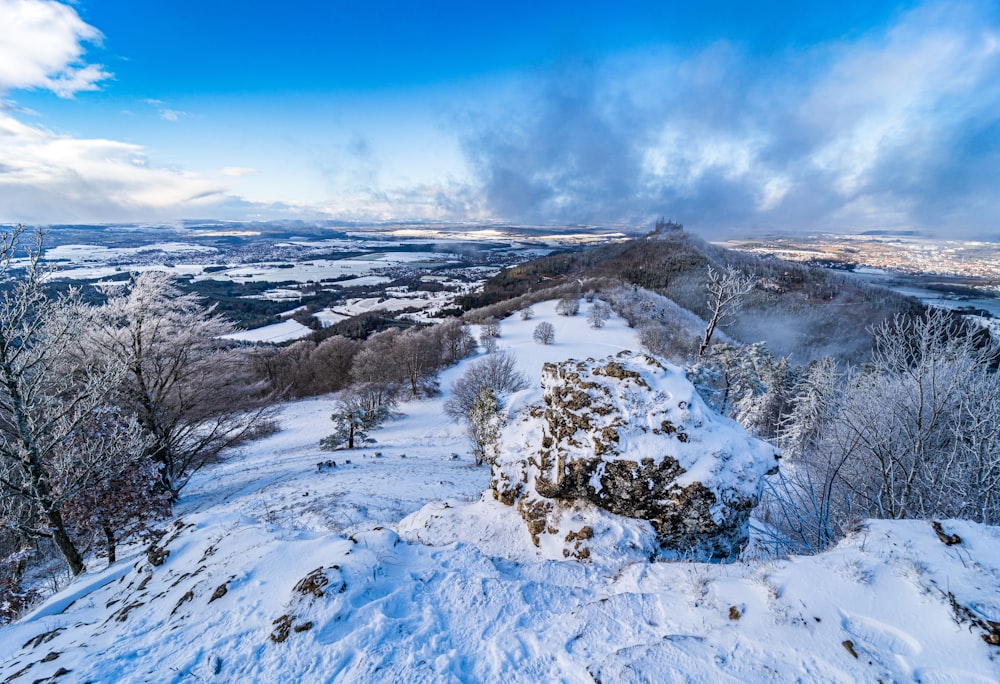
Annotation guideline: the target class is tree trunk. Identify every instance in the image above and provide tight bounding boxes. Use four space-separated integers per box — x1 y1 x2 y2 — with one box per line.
102 524 117 566
699 310 720 358
20 439 87 576
47 508 86 576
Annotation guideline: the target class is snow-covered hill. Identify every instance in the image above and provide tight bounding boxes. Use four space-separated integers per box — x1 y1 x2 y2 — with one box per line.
2 301 999 682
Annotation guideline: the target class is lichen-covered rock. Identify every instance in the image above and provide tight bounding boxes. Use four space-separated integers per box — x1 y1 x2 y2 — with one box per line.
491 351 778 558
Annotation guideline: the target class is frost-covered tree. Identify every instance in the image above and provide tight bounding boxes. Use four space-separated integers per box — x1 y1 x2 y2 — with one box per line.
588 301 611 329
0 228 146 576
692 342 793 438
533 321 555 345
778 357 840 461
57 408 169 565
698 265 756 358
556 296 580 316
467 387 503 466
834 310 1000 521
519 306 534 321
762 310 1000 552
446 352 528 463
85 272 273 500
319 391 389 450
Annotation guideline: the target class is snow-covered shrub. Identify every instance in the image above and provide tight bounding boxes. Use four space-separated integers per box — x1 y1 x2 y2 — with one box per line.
555 296 580 316
320 390 392 450
445 352 529 465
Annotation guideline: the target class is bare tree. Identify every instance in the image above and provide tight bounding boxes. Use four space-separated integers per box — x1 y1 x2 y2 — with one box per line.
519 306 535 321
434 320 476 365
533 321 555 345
305 336 361 395
445 352 528 421
86 272 274 500
396 327 443 396
0 228 143 576
588 301 612 329
480 318 501 338
698 265 756 358
350 328 406 391
480 334 498 354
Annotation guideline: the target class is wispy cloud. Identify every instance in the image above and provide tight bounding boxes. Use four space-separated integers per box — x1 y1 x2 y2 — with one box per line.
140 98 191 122
220 166 258 177
462 0 1000 236
158 108 186 121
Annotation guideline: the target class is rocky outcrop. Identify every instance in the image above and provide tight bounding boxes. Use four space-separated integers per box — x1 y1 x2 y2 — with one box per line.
491 351 778 559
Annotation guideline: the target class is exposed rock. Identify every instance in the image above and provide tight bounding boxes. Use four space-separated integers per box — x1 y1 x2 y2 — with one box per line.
491 351 778 559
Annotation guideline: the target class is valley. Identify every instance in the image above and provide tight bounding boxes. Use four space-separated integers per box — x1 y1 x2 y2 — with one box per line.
27 221 629 341
720 232 1000 318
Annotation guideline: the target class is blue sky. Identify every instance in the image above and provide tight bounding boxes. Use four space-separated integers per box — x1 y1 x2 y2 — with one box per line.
1 0 998 237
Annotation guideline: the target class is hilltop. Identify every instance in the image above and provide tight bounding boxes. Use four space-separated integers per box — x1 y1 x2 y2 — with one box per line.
459 224 923 363
2 301 998 682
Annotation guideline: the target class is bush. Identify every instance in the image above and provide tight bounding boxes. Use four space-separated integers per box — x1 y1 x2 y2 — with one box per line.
555 296 580 316
445 351 529 421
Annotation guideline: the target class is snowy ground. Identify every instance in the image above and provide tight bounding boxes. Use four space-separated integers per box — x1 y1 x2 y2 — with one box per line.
224 289 468 343
2 302 999 682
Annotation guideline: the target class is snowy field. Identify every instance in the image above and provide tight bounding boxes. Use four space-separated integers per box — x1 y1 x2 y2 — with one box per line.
224 289 464 344
2 302 999 682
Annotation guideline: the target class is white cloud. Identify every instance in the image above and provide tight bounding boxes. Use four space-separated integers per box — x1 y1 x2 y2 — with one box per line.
0 111 249 223
0 0 109 97
0 3 246 223
158 108 184 121
220 167 258 177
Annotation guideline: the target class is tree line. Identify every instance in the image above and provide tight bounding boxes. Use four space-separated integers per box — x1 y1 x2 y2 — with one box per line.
0 227 274 617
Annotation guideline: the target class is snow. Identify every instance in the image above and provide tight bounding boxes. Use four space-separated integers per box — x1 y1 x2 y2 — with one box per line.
2 300 999 682
222 319 313 343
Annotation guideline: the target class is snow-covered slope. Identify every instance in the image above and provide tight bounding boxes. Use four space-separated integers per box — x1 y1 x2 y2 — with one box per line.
2 301 999 682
